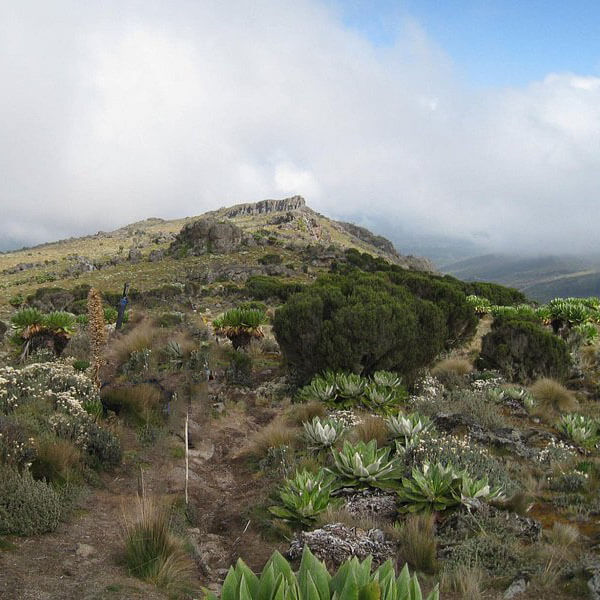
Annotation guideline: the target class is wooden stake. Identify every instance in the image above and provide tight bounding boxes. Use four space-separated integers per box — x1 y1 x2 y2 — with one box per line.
184 412 189 505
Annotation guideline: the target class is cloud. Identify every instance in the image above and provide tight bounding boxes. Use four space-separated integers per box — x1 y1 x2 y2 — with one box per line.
1 1 599 255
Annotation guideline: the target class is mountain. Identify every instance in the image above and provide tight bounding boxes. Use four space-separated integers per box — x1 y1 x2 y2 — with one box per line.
0 196 433 318
442 253 600 302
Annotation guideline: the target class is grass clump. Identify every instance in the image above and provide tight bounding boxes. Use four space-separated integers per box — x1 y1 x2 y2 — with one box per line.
529 378 578 415
30 437 81 484
352 415 389 447
393 513 438 573
241 417 298 460
122 496 194 595
101 384 163 426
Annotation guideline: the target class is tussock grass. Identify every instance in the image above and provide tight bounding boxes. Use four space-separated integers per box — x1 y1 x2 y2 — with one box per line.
31 437 81 484
440 564 486 600
431 357 473 378
105 321 160 368
316 506 381 531
122 495 194 594
392 513 437 574
101 383 163 425
530 378 578 415
351 415 389 447
286 401 326 426
544 522 579 548
240 417 299 459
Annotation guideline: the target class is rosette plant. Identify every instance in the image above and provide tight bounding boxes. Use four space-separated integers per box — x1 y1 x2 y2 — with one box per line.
11 308 77 357
206 546 440 600
327 440 403 490
303 417 345 449
213 308 267 349
397 462 462 513
557 413 598 447
386 413 432 447
269 469 342 525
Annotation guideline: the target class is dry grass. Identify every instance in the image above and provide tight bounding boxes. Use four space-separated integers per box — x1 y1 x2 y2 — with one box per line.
286 401 326 426
544 522 579 548
316 506 382 531
122 495 195 594
101 383 163 425
529 378 578 415
351 415 389 446
239 417 299 459
431 357 473 378
440 565 486 600
31 438 81 483
105 321 161 368
392 513 438 574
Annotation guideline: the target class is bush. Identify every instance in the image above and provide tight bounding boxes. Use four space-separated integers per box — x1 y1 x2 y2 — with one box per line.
273 272 447 384
245 275 303 301
479 317 571 382
225 349 253 386
258 252 283 265
0 467 62 535
85 423 122 468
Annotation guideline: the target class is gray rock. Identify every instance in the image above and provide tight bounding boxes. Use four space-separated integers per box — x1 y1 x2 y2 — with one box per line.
503 576 529 599
287 523 396 568
224 195 306 218
148 248 165 262
75 543 95 558
343 489 398 521
169 218 245 256
0 321 7 337
128 247 142 262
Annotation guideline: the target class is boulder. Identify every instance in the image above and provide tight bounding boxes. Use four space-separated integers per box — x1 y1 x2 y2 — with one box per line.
169 218 246 256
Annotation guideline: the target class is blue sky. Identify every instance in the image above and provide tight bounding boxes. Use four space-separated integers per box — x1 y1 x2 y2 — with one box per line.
330 0 600 87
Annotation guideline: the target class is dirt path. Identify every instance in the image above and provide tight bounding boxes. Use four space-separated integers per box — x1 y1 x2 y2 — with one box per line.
0 384 282 600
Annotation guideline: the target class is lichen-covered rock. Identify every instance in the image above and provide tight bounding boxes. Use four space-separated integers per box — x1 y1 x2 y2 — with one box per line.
287 523 396 568
343 490 398 522
169 218 246 256
224 195 306 218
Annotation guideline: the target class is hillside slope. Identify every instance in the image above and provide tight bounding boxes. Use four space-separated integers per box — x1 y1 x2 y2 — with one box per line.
0 196 432 319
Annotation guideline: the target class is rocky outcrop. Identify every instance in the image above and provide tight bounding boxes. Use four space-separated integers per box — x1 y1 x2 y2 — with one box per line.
169 219 248 256
223 195 306 218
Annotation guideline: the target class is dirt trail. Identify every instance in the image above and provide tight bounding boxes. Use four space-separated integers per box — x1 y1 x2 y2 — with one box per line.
0 382 279 599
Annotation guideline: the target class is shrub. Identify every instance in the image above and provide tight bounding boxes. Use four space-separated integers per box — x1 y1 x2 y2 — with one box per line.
274 272 448 384
225 349 253 386
85 423 122 468
479 317 571 382
529 378 578 415
245 275 303 301
0 467 61 535
206 546 439 600
123 496 194 593
258 252 283 265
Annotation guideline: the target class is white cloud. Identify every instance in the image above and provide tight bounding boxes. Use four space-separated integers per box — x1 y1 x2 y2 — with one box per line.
1 0 599 255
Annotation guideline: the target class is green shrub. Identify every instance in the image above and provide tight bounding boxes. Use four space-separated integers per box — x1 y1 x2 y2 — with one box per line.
72 359 90 372
225 349 252 386
85 423 122 468
479 317 571 382
274 272 447 384
258 252 283 265
245 275 303 301
0 467 61 535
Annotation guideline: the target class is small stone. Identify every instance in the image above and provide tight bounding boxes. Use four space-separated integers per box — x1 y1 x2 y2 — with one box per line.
503 576 528 599
75 543 95 559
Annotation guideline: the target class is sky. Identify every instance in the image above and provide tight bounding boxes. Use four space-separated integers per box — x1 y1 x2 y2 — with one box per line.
1 0 600 256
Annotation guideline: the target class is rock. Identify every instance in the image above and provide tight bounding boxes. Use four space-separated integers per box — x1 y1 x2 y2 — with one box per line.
582 554 600 600
169 218 245 256
0 321 7 337
188 439 215 461
503 575 529 598
188 532 231 570
75 543 95 559
287 523 396 568
128 247 142 262
343 489 398 521
148 248 165 262
224 195 306 218
589 571 600 600
64 256 96 276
